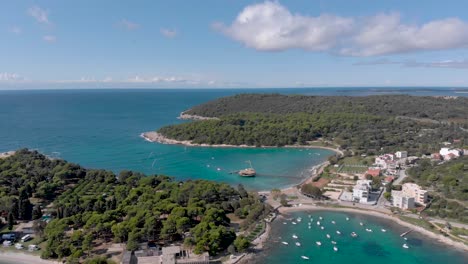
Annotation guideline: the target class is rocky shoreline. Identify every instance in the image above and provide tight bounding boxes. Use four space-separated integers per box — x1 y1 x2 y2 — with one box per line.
177 110 219 121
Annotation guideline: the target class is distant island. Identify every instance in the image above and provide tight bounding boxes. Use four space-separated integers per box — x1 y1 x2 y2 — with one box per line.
151 94 468 155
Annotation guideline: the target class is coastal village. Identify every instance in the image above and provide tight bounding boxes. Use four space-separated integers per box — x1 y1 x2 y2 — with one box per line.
3 143 468 264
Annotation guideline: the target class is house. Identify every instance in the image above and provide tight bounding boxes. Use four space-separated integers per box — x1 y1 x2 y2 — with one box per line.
402 183 428 206
431 153 443 160
395 151 408 159
383 176 394 185
444 153 456 161
440 148 462 157
391 190 415 209
366 168 381 177
375 154 396 169
121 245 209 264
352 180 372 203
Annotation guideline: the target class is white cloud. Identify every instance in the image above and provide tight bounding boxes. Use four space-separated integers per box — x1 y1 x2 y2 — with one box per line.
43 35 56 43
160 28 177 38
27 6 50 24
118 19 140 30
0 72 25 82
8 26 22 35
215 1 468 56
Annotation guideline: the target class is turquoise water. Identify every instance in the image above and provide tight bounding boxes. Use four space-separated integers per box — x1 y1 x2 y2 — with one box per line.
0 88 467 189
0 89 335 190
252 211 468 264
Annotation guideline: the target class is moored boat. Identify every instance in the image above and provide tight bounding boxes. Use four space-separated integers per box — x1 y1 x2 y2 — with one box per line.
238 160 256 177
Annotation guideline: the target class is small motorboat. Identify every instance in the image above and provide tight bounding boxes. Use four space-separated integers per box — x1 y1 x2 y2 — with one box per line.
402 244 409 249
351 232 358 237
333 246 338 252
283 222 287 225
297 217 302 222
360 222 364 226
404 237 408 241
316 241 322 246
292 222 297 225
331 241 337 245
317 221 320 225
346 217 350 221
319 216 323 220
282 241 288 245
292 235 298 239
326 234 331 239
366 229 373 232
381 229 387 232
336 231 341 235
331 221 336 224
301 256 310 260
320 226 324 230
308 226 311 229
295 242 301 247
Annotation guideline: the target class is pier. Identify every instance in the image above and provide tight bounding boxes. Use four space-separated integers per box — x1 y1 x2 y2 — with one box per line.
400 229 413 237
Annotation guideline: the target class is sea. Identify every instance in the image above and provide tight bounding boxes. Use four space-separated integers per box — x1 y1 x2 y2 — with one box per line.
0 87 467 263
251 211 468 264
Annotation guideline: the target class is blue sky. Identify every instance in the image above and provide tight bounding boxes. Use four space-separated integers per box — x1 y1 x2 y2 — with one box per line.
2 0 468 89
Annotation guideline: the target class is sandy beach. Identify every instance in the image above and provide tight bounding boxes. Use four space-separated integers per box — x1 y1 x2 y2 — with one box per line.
277 204 468 252
0 251 59 264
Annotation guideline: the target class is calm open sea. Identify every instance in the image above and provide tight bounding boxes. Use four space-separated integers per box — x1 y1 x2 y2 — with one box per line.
0 87 467 263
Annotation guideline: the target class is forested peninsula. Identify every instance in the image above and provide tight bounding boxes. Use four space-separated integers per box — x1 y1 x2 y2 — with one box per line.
156 94 468 155
0 149 270 263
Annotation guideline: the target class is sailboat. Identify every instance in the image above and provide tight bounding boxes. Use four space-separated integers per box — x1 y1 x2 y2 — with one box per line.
238 160 256 177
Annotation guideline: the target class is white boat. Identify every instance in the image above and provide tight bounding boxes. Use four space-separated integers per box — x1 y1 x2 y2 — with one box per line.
301 256 310 260
360 222 364 226
346 217 350 221
336 231 341 235
381 229 387 232
308 226 311 229
326 234 331 239
297 217 302 222
333 246 338 252
402 244 409 249
292 222 297 225
292 235 298 239
404 237 408 240
308 215 311 218
308 222 311 225
366 229 373 232
316 241 322 246
296 242 301 247
317 221 320 225
331 241 337 245
282 241 288 245
351 232 358 237
331 221 336 224
319 216 323 220
283 222 287 225
320 226 324 230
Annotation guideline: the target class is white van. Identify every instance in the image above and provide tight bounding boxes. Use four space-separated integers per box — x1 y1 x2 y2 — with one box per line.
21 234 31 242
21 235 32 243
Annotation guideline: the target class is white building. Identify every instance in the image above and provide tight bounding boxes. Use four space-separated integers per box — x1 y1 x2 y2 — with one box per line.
375 154 396 169
391 190 415 209
395 151 408 159
353 180 372 203
439 148 462 157
401 183 428 205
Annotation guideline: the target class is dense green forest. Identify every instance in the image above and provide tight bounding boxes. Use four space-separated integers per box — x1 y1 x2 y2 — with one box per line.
159 103 467 154
185 94 468 123
407 157 468 222
0 150 270 262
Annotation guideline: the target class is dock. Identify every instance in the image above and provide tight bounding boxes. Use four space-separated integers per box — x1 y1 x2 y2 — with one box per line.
400 230 413 237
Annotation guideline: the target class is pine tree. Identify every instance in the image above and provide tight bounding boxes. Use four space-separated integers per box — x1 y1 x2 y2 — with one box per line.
7 212 14 230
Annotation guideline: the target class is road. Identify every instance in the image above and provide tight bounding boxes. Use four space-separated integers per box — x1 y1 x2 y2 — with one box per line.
393 169 407 185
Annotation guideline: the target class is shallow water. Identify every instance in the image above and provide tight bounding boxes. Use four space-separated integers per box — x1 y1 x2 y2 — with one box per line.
251 211 468 264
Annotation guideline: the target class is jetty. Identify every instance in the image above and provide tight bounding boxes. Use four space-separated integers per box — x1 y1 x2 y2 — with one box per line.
400 230 413 237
